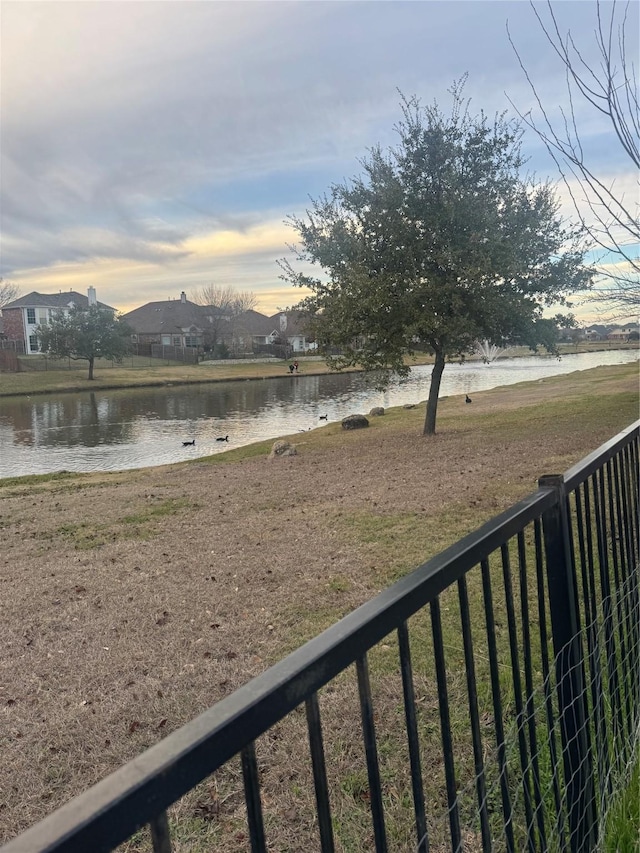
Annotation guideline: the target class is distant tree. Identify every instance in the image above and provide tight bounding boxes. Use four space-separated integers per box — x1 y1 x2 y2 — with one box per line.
36 305 132 380
191 284 257 351
281 81 592 434
192 283 257 314
0 278 20 308
509 1 639 314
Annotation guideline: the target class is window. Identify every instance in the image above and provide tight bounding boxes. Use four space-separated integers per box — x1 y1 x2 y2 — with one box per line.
184 336 198 348
26 308 36 324
172 336 182 347
29 335 39 352
37 310 49 324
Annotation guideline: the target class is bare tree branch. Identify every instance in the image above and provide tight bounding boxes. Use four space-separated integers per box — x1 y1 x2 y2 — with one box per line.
508 0 639 315
0 278 20 308
191 284 258 352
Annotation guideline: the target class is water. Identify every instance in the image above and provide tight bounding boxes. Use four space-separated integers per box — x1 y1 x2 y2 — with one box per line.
0 350 637 478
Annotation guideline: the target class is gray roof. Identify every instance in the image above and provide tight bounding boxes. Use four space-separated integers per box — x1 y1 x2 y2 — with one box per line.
3 290 114 311
269 311 311 337
122 299 225 334
233 309 274 335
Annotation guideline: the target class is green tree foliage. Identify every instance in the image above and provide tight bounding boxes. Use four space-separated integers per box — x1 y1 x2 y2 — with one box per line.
36 305 132 380
281 81 592 434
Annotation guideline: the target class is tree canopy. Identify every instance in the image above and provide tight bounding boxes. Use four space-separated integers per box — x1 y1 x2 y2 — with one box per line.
281 81 592 434
36 305 132 380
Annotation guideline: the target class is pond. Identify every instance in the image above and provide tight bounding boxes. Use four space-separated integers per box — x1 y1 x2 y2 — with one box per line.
0 349 637 478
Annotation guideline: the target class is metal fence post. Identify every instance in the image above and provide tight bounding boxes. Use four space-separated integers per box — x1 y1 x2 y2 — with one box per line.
539 474 596 853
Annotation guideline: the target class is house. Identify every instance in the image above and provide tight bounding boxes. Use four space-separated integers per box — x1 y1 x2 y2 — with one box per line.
228 310 317 355
1 287 114 354
584 325 607 341
229 309 277 352
122 292 228 350
121 297 317 357
607 325 639 342
268 311 317 353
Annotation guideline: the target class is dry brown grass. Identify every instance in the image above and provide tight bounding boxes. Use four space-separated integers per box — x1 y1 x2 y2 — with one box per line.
0 362 638 850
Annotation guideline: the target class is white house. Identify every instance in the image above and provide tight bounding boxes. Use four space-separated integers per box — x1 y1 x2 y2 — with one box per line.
1 287 113 354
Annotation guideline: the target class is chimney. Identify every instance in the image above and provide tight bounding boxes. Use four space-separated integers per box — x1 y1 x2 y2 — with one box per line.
180 291 187 304
87 286 97 306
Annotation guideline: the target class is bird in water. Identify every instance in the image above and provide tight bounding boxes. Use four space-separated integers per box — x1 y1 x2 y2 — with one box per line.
465 395 472 404
182 439 195 446
216 435 229 442
319 414 328 420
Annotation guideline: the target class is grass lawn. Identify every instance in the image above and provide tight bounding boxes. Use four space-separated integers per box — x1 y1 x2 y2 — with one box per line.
0 362 638 851
0 341 635 398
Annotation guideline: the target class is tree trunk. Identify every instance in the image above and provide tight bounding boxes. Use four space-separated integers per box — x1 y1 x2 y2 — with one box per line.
423 349 446 435
88 357 95 380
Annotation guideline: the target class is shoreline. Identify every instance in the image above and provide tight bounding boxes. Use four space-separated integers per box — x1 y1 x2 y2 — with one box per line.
0 343 635 400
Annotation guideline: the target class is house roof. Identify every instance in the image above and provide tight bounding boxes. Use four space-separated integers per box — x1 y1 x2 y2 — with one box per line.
269 311 311 337
3 290 114 311
233 309 274 335
122 299 223 334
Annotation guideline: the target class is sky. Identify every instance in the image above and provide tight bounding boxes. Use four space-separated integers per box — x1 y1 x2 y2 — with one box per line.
1 0 638 321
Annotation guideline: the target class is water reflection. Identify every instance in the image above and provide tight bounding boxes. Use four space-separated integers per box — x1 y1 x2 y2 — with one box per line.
0 350 637 478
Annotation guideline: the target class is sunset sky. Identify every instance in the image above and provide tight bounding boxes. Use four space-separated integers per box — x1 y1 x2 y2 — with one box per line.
1 1 637 320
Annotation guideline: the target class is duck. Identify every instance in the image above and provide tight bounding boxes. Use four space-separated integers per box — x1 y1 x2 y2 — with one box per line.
465 395 472 404
319 414 328 420
182 439 195 446
216 435 229 442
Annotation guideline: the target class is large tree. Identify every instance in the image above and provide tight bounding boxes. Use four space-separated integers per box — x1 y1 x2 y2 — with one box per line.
36 305 132 380
509 1 639 314
281 82 592 434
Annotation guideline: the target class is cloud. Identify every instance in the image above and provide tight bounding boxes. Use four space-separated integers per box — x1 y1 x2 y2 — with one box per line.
2 0 637 322
7 214 297 313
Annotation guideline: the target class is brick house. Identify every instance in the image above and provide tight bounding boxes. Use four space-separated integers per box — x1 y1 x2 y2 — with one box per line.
1 287 114 354
121 292 229 351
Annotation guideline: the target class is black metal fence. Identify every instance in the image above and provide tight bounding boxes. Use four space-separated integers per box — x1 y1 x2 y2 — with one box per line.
2 422 638 853
148 344 199 365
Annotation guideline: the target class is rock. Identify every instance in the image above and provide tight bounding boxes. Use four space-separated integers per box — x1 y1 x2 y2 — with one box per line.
341 414 369 430
269 440 297 459
403 404 416 409
369 407 385 416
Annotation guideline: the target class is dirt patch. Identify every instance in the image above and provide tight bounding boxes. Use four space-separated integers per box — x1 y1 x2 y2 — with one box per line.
0 363 638 847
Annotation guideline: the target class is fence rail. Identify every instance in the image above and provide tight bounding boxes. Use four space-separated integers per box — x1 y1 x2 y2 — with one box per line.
2 421 639 853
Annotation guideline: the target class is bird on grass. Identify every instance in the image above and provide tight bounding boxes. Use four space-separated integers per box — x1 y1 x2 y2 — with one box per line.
216 435 229 442
182 439 196 446
319 414 328 420
465 395 472 404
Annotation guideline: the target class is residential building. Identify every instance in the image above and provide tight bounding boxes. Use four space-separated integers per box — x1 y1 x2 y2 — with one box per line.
229 309 277 352
584 325 607 341
122 292 227 350
268 311 317 353
122 299 317 357
607 324 639 342
1 287 114 354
